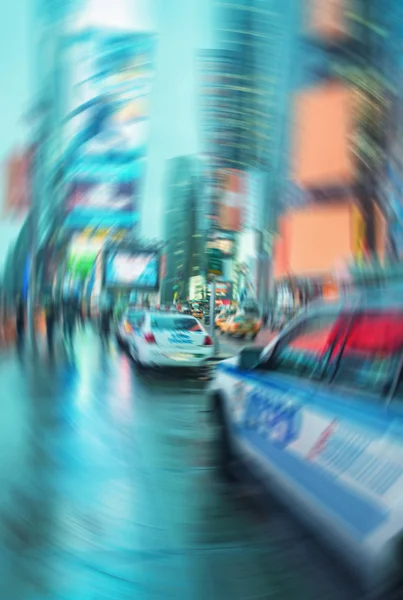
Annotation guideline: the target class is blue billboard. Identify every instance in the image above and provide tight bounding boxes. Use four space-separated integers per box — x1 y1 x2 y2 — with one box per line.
63 29 156 228
104 251 159 290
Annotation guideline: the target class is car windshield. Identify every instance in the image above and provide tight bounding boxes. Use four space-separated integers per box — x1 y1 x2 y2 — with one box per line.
127 311 143 323
150 316 202 331
243 310 259 319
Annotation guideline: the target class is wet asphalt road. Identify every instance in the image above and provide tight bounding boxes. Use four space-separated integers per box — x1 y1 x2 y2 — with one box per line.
0 329 363 599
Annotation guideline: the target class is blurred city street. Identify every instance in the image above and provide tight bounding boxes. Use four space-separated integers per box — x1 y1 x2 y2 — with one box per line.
0 329 361 600
2 2 403 597
217 327 276 359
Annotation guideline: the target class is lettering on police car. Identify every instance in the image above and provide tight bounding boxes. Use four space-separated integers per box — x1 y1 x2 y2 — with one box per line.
231 382 247 423
311 426 403 498
240 387 303 449
168 333 192 344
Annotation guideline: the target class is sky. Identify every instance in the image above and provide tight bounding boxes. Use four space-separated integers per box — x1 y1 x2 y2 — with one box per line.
73 0 213 239
0 0 213 265
141 0 212 240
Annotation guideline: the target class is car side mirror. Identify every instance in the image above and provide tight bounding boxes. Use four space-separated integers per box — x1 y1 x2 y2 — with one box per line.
239 346 265 371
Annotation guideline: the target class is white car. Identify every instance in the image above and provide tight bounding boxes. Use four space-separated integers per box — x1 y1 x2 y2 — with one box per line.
209 286 403 596
116 310 214 368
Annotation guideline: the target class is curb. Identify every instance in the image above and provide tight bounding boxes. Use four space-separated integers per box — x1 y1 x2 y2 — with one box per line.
208 353 233 362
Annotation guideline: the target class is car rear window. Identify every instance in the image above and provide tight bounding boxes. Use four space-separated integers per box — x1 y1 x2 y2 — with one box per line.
150 316 202 331
127 312 144 324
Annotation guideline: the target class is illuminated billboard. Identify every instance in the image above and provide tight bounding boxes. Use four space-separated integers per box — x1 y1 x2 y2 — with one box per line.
66 181 136 212
218 169 244 232
3 148 33 217
206 230 236 258
307 0 346 40
65 30 155 157
274 203 359 279
104 251 159 289
214 281 233 301
63 29 156 228
293 84 354 189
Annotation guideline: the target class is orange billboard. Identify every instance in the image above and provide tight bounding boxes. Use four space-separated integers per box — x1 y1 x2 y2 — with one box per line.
293 83 354 189
219 169 244 232
3 150 31 217
307 0 346 40
273 203 359 278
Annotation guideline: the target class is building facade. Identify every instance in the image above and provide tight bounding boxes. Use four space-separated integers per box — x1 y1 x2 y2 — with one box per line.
161 156 204 304
197 0 297 309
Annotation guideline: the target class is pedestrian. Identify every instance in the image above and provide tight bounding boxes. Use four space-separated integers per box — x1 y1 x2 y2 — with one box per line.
79 303 85 329
45 298 56 354
100 306 112 344
16 296 25 349
63 300 76 347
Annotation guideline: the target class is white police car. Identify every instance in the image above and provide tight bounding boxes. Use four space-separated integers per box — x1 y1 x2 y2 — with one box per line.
116 310 214 368
210 285 403 595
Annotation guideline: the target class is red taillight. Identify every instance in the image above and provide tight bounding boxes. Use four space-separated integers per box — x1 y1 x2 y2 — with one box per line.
204 335 213 346
144 332 156 344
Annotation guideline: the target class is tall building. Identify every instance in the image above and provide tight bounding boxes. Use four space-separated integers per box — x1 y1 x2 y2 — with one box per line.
344 0 391 257
161 157 204 304
274 1 360 300
198 0 297 309
272 0 393 303
212 0 297 175
382 3 403 258
199 1 296 218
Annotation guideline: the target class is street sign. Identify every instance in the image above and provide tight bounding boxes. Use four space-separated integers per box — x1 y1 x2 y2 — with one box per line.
207 248 223 277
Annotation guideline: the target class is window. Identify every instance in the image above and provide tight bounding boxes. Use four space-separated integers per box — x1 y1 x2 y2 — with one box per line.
127 312 144 327
264 313 341 379
332 311 403 397
150 317 202 332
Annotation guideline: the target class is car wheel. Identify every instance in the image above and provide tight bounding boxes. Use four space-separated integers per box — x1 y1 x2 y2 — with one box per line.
130 345 140 364
238 333 246 339
212 395 237 482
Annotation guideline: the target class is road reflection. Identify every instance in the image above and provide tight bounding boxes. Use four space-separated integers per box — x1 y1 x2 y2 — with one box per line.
1 335 358 599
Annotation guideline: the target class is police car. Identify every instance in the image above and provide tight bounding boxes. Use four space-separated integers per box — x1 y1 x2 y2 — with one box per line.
116 310 214 368
210 285 403 595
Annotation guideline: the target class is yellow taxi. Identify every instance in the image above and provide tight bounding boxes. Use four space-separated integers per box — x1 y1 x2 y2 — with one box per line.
191 304 204 320
220 312 261 340
215 310 230 330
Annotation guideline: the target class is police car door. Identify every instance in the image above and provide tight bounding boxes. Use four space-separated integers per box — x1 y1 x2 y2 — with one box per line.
312 309 403 554
235 308 403 561
226 310 343 500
